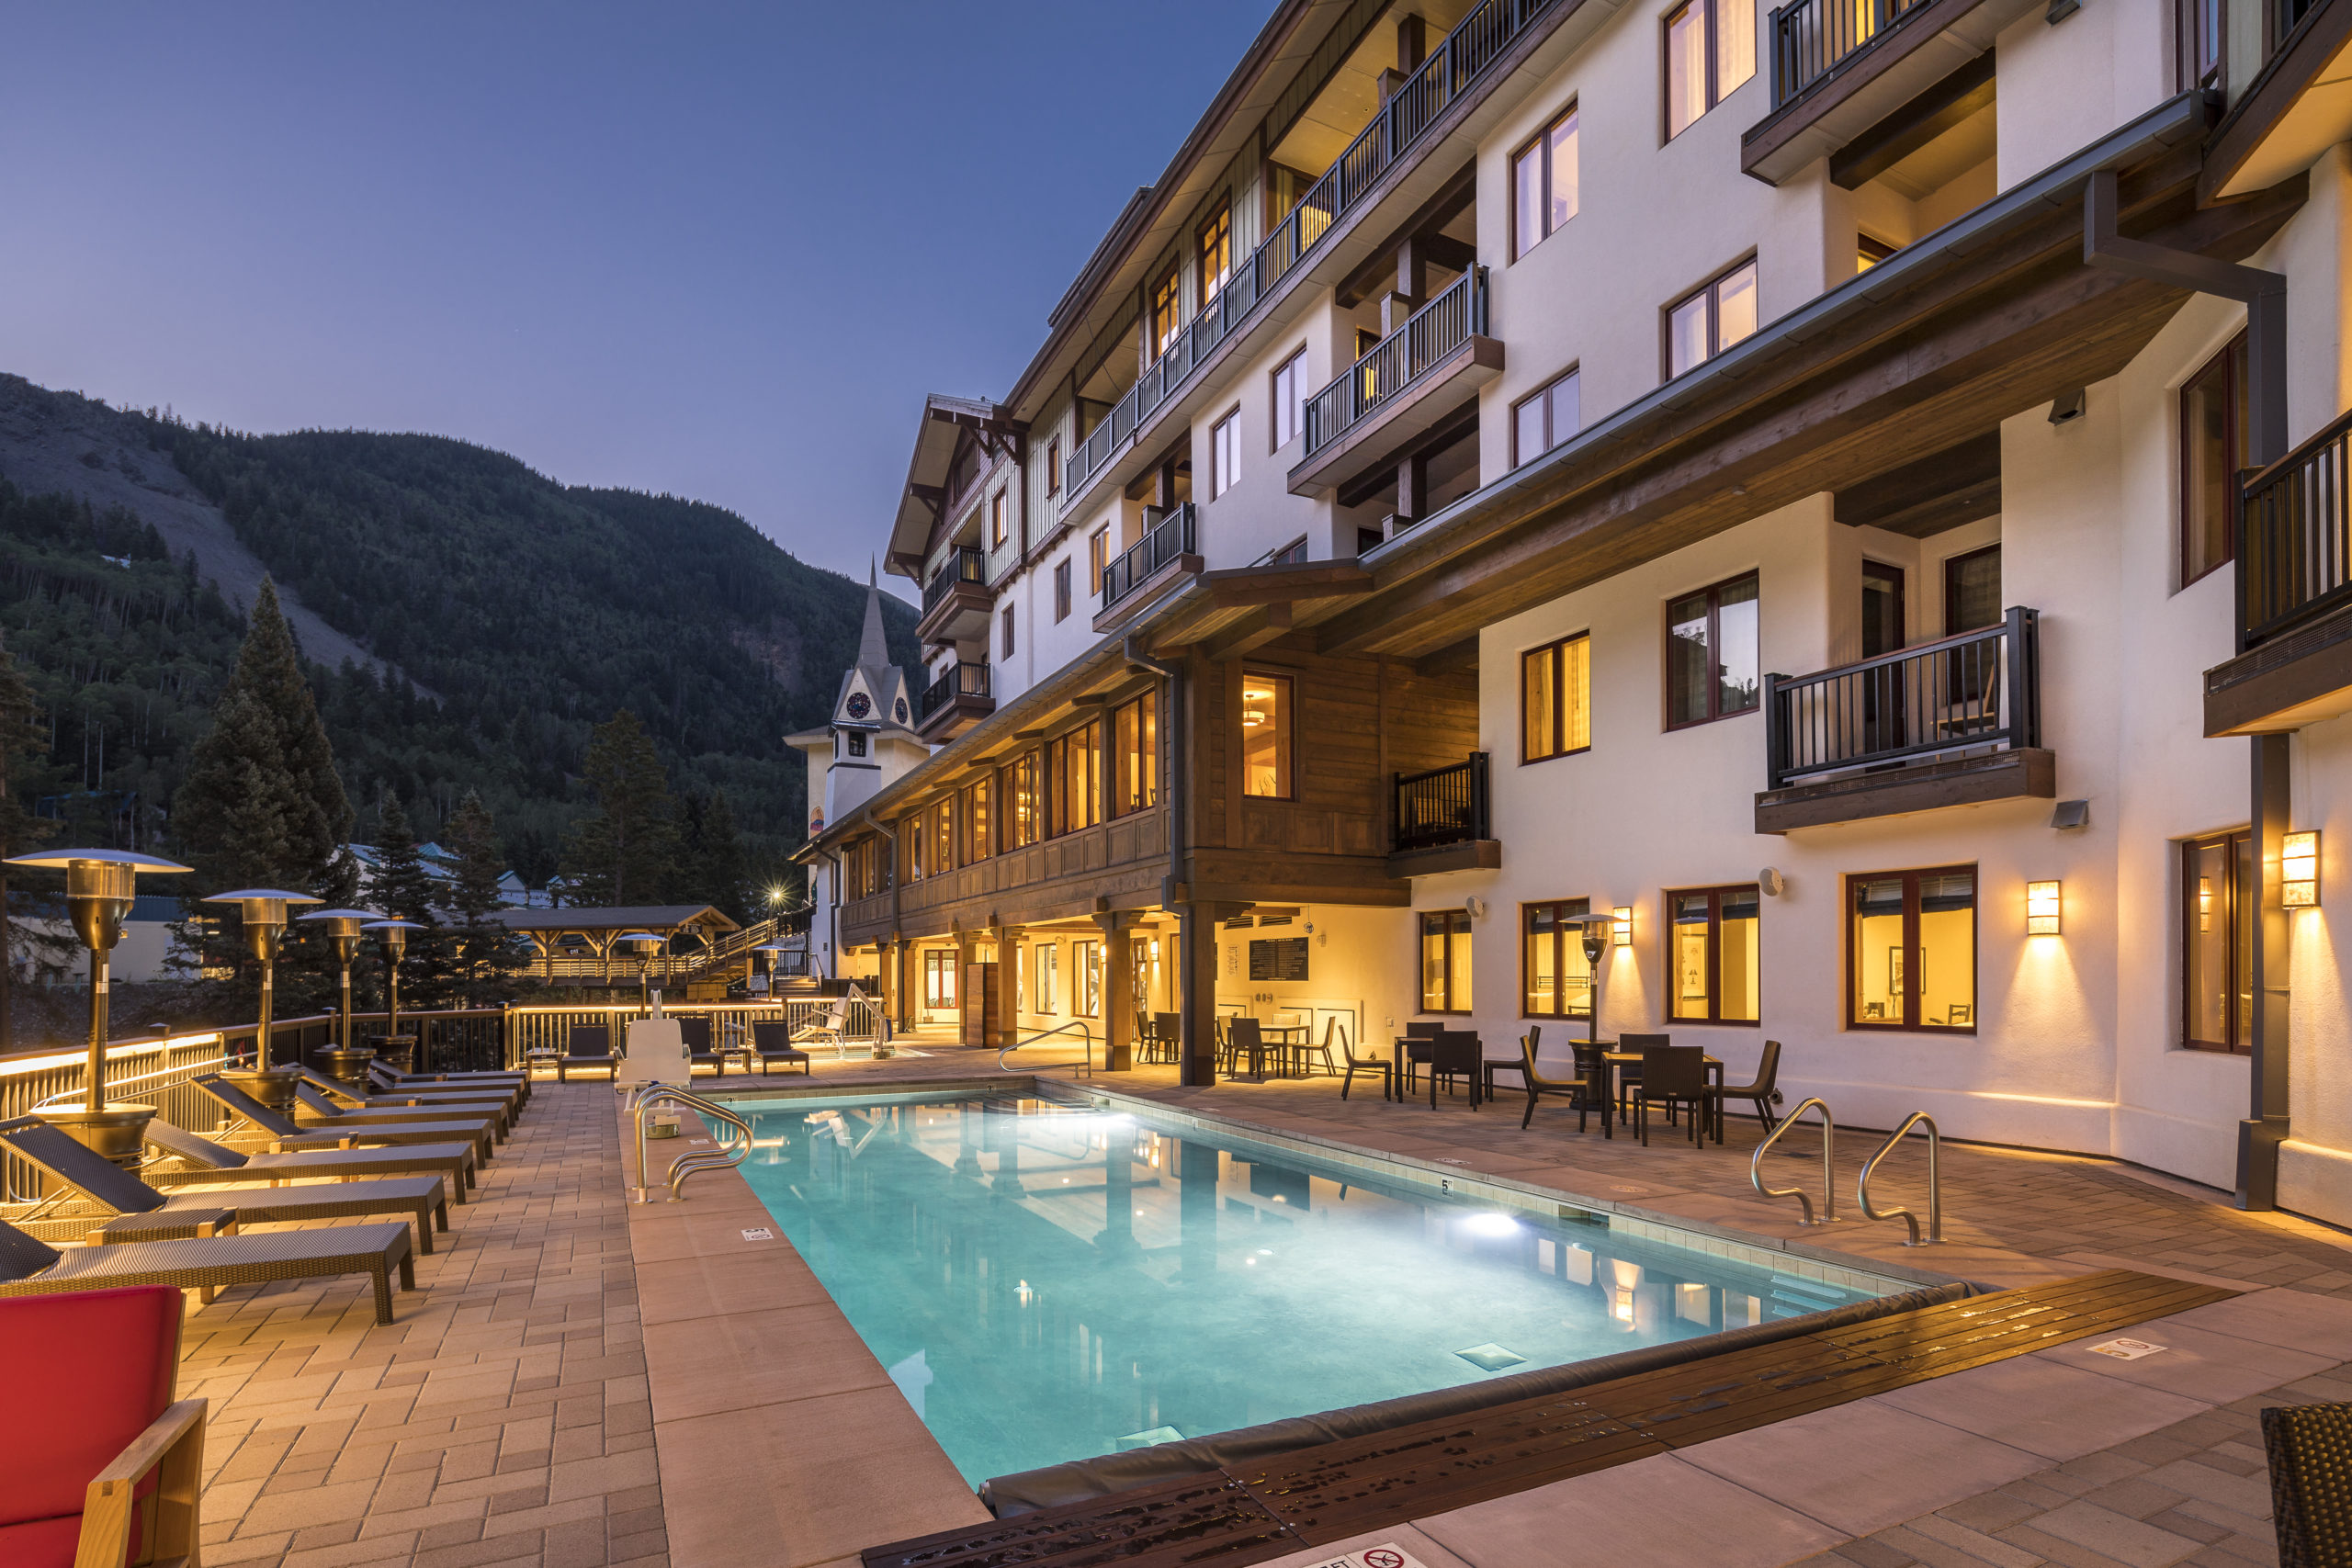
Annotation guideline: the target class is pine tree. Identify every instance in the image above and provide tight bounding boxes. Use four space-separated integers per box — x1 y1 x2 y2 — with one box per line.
685 789 748 922
0 634 62 1052
370 785 452 1008
560 710 677 907
447 789 526 1003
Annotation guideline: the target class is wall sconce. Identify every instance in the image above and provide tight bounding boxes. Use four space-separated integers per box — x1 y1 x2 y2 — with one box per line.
2284 831 2321 908
2026 881 2062 936
1611 906 1633 946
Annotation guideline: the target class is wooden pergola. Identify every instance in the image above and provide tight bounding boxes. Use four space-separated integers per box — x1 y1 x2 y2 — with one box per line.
488 905 741 987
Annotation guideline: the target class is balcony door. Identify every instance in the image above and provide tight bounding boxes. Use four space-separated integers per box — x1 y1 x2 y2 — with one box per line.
1861 561 1905 753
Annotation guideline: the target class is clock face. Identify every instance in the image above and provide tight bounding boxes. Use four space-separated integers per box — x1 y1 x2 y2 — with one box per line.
894 697 909 724
845 692 872 719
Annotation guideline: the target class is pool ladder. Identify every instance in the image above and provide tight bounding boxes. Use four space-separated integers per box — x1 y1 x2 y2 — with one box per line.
1751 1098 1838 1224
997 1020 1095 1077
1857 1111 1944 1245
626 1082 753 1203
1750 1099 1944 1244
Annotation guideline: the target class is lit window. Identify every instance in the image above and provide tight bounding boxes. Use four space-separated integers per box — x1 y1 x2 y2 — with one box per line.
964 777 993 862
1421 910 1474 1013
1241 671 1292 797
1046 435 1061 499
1074 940 1103 1017
1848 868 1976 1032
1667 571 1759 728
2181 332 2247 588
1513 368 1580 467
923 950 957 1010
1857 233 1897 273
1198 205 1231 304
1511 105 1579 261
1114 689 1158 816
1665 0 1755 140
1667 260 1758 378
1034 942 1059 1013
1668 885 1760 1024
2182 831 2253 1053
1524 898 1594 1019
1049 721 1101 836
1151 268 1182 357
1003 751 1041 848
1210 409 1241 500
1521 633 1591 761
1272 349 1306 449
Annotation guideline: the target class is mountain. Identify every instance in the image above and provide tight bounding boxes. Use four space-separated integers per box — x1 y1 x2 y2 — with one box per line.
0 376 919 894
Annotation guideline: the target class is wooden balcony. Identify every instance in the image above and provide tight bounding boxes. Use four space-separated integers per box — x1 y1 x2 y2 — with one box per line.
916 660 993 740
2206 406 2352 735
839 806 1170 947
916 546 989 646
1289 268 1501 498
1756 608 2051 832
1093 503 1201 633
1387 753 1500 876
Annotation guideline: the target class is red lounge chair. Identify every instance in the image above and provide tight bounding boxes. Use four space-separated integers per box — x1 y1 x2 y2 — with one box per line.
0 1285 206 1568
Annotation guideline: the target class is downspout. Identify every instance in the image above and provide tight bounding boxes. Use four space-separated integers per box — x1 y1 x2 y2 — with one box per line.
1125 634 1197 1083
2085 168 2292 1210
817 845 843 981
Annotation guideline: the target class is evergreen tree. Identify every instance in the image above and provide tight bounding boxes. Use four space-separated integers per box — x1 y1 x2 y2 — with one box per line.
446 789 526 1003
684 789 749 922
370 785 453 1008
559 710 677 907
0 634 62 1051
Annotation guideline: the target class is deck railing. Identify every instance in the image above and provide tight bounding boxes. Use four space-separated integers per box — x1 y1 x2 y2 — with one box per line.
1101 503 1196 612
2242 405 2352 651
1768 0 1932 109
1395 752 1491 852
922 546 986 614
1062 0 1559 502
1763 607 2040 789
920 661 992 721
1304 267 1487 458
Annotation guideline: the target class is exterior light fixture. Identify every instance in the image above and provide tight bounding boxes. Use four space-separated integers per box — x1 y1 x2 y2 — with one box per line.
2026 881 2062 936
1570 912 1617 1046
2283 831 2321 909
1611 906 1633 947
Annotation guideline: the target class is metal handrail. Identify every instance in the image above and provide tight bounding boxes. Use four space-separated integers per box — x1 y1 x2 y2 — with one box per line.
625 1083 753 1202
997 1020 1095 1077
1750 1096 1838 1224
1857 1111 1943 1245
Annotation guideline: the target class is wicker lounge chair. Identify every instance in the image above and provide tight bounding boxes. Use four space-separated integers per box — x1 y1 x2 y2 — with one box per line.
678 1016 726 1077
297 1067 516 1129
2264 1400 2352 1566
558 1026 616 1082
193 1075 497 1165
0 1286 207 1568
0 1115 449 1253
0 1213 417 1325
750 1020 812 1076
290 1081 508 1143
141 1119 478 1197
345 1064 526 1115
368 1060 529 1104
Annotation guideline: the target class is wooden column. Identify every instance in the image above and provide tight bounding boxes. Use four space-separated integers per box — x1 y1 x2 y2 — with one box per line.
987 924 1022 1051
1096 911 1136 1070
1176 904 1220 1087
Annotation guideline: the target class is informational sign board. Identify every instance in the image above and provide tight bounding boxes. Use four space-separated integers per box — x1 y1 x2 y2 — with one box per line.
1248 936 1310 982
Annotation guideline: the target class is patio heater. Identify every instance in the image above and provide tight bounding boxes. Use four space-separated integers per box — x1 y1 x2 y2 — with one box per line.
201 887 322 1111
614 931 665 1015
4 849 192 1157
363 918 427 1072
1571 913 1615 1048
299 908 384 1086
750 942 788 995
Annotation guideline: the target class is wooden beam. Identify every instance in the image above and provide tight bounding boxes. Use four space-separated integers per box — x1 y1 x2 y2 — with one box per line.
1334 161 1479 308
1834 432 2002 535
1830 51 1997 190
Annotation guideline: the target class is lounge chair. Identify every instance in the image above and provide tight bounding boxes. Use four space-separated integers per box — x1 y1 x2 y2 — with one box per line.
297 1067 516 1131
1333 1022 1392 1102
141 1120 478 1197
193 1076 497 1165
2262 1400 2352 1564
0 1286 206 1568
678 1016 726 1077
751 1021 811 1076
368 1059 529 1103
351 1063 527 1114
0 1115 449 1253
290 1080 509 1143
0 1213 417 1325
558 1026 616 1082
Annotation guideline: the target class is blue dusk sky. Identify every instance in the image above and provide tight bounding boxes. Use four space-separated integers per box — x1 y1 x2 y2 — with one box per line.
0 3 1275 594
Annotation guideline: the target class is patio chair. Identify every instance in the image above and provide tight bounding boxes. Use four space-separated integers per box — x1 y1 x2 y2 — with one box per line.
1151 1012 1182 1064
1615 1032 1670 1121
356 1062 526 1114
558 1025 616 1082
1430 1030 1480 1102
1484 1024 1539 1100
293 1071 513 1136
2263 1400 2352 1566
1296 1019 1340 1077
1400 1021 1443 1095
193 1076 497 1166
0 1286 206 1568
1705 1039 1785 1134
1228 1017 1269 1080
368 1059 529 1106
678 1016 726 1077
1632 1046 1710 1147
0 1212 417 1325
141 1120 479 1198
1334 1022 1393 1103
750 1020 811 1076
1516 1032 1606 1133
0 1115 449 1254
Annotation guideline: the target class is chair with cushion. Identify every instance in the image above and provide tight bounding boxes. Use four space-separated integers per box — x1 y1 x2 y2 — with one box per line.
1632 1045 1710 1147
678 1016 726 1077
558 1025 617 1082
1515 1032 1604 1133
1334 1022 1392 1103
1705 1039 1785 1134
368 1059 528 1107
350 1063 526 1117
0 1285 205 1568
751 1020 811 1077
2264 1400 2352 1566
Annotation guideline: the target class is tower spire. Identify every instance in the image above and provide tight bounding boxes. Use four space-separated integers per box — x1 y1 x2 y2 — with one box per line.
857 558 888 671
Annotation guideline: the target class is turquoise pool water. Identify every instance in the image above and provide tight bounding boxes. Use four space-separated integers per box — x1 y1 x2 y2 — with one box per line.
724 1093 1884 1486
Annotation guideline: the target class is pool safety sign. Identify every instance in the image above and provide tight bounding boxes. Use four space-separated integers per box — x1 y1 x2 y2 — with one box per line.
2086 1337 2166 1361
1299 1548 1428 1568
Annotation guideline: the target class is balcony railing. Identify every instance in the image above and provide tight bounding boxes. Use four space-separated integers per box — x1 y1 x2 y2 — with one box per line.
919 660 991 721
1763 607 2040 789
1303 267 1488 458
1768 0 1932 109
2242 405 2352 651
1062 0 1560 501
922 546 986 614
1101 503 1196 613
1395 753 1491 852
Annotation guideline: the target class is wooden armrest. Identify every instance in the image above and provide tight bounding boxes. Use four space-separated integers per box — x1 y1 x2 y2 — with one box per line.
76 1397 207 1568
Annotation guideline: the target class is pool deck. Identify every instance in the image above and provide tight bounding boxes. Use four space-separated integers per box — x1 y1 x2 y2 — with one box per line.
164 1043 2352 1567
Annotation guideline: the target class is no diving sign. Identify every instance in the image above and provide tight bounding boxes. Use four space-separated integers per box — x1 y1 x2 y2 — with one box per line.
1301 1547 1428 1568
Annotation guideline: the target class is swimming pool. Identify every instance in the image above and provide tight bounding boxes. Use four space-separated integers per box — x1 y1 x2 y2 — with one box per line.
724 1091 1893 1486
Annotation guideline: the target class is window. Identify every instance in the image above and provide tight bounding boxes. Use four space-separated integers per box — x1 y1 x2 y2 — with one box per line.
932 802 954 877
1668 885 1760 1024
1151 267 1182 357
1004 751 1041 849
1001 604 1016 659
991 489 1008 547
2181 332 2247 588
963 777 993 862
923 950 957 1011
1241 671 1293 797
1858 233 1897 273
1210 408 1241 500
1944 544 2002 634
1665 0 1755 139
1114 689 1158 816
1074 941 1103 1018
1667 259 1759 378
1513 368 1581 467
901 817 922 883
1090 526 1110 594
1054 558 1072 622
2183 830 2254 1053
1046 436 1061 499
2178 0 2224 91
1420 910 1474 1013
1198 204 1231 304
1667 571 1760 728
1524 898 1594 1019
1049 721 1101 836
1272 349 1306 448
846 837 881 898
1848 868 1976 1032
847 730 867 758
1034 942 1059 1013
1511 105 1580 260
1521 633 1591 761
1269 536 1307 566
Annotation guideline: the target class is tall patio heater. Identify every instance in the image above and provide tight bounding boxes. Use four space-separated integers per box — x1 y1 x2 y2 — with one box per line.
614 931 665 1015
1571 912 1614 1048
299 908 383 1086
203 887 322 1112
363 918 427 1072
4 849 191 1157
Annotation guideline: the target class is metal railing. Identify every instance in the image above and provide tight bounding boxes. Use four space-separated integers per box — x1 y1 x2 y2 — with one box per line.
922 546 987 615
1304 268 1488 458
1763 606 2040 789
1768 0 1933 110
1750 1096 1838 1224
1394 752 1491 852
1101 503 1196 612
1061 0 1560 502
624 1083 752 1202
1857 1111 1943 1245
920 661 992 722
2242 405 2352 650
998 1020 1095 1076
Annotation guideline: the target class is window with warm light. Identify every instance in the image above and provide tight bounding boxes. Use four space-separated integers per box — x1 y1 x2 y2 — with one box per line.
931 802 954 878
922 950 957 1010
1151 267 1182 357
1049 721 1101 836
1198 204 1231 304
1510 104 1579 261
1034 942 1059 1013
1003 750 1041 849
1241 671 1294 797
1667 259 1759 378
1421 909 1474 1013
1524 898 1594 1019
1664 0 1755 139
963 777 993 863
990 489 1008 547
1114 689 1158 817
1668 885 1759 1024
1849 867 1976 1032
1075 940 1103 1017
1521 632 1591 762
2183 829 2252 1053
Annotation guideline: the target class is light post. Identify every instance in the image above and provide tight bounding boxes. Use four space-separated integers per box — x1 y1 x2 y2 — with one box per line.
4 849 192 1157
299 907 383 1086
614 931 664 1015
203 887 322 1113
364 919 426 1073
